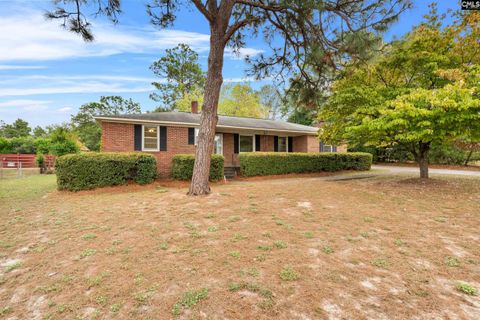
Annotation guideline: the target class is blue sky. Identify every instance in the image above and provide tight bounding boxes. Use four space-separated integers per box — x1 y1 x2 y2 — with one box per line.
0 0 457 127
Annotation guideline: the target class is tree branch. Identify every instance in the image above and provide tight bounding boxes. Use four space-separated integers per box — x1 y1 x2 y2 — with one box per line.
191 0 213 22
233 0 286 12
224 16 259 43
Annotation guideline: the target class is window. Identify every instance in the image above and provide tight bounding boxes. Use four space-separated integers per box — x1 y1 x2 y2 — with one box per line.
194 128 223 155
142 125 159 151
214 134 223 155
320 141 336 152
239 135 254 152
278 136 287 152
323 145 332 152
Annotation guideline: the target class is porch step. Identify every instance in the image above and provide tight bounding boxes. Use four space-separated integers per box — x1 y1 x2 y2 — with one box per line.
224 167 238 180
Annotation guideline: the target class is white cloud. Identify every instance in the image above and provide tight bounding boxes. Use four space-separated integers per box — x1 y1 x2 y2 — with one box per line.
58 107 73 113
0 73 265 98
225 48 265 60
0 9 261 62
0 99 52 110
0 74 158 83
0 65 46 70
0 82 152 97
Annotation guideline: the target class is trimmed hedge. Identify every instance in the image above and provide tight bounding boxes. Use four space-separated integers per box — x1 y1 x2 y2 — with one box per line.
239 152 372 177
56 152 157 191
172 154 224 181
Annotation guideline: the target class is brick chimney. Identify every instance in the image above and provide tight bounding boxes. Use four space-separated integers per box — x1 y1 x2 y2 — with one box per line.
191 101 199 114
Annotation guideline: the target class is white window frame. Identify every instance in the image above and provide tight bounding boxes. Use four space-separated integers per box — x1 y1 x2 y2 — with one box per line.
322 144 333 152
214 133 223 155
194 128 200 146
194 128 223 155
142 124 160 152
277 136 289 152
239 134 255 153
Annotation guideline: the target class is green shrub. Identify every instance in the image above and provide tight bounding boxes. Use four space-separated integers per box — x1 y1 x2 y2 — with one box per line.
429 143 480 165
7 137 37 154
350 144 480 165
239 152 372 177
36 154 45 167
34 138 52 154
56 152 157 191
0 135 79 156
49 140 79 156
171 154 224 181
348 145 412 163
49 128 80 156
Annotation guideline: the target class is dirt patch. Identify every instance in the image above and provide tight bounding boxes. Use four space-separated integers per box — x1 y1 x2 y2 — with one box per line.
0 174 479 319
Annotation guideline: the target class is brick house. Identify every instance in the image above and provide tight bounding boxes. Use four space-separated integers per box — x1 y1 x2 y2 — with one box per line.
95 102 341 177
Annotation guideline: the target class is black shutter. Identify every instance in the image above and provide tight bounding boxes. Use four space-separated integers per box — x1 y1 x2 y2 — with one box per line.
159 126 167 151
288 137 293 152
188 128 195 145
274 136 278 152
134 124 142 151
333 146 337 152
255 135 261 151
234 134 239 154
320 141 324 152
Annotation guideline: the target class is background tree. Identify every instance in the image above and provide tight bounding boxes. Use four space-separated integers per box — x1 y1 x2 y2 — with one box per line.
150 43 205 111
258 85 283 120
319 7 480 178
71 96 141 151
33 126 48 138
0 119 31 138
174 88 205 112
46 0 410 195
454 140 480 166
48 127 80 156
219 83 268 118
175 83 269 119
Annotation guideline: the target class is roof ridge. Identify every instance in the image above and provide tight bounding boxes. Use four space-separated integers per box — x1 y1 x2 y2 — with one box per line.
94 112 318 133
142 110 307 125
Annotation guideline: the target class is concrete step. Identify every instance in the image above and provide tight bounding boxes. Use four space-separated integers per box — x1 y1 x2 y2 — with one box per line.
224 167 238 180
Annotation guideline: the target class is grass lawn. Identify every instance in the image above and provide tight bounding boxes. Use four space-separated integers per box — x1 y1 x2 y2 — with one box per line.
0 174 479 319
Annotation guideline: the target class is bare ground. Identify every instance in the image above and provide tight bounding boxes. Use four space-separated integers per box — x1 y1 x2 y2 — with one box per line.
1 174 479 319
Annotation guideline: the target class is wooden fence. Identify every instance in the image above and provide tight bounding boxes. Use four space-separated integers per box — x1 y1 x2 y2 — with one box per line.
0 154 55 168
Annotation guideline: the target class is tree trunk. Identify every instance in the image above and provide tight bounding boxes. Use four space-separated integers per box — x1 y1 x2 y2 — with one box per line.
188 29 226 195
418 155 429 179
416 142 430 179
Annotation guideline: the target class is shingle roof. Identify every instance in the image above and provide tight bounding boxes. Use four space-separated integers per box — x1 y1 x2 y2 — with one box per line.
95 112 318 135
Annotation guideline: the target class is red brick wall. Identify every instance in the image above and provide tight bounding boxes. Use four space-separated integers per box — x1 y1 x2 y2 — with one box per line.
222 134 277 167
101 121 320 176
154 126 195 177
101 122 134 152
101 122 195 177
260 135 274 152
222 133 237 166
293 135 320 153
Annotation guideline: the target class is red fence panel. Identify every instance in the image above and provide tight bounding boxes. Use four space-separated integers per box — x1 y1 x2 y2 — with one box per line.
0 154 56 168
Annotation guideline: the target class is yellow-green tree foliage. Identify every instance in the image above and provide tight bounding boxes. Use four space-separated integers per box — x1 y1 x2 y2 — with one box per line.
319 5 480 178
175 84 269 119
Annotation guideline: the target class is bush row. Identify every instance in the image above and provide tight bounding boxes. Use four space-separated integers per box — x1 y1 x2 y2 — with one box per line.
172 154 224 181
239 152 372 177
56 152 157 191
0 136 79 156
